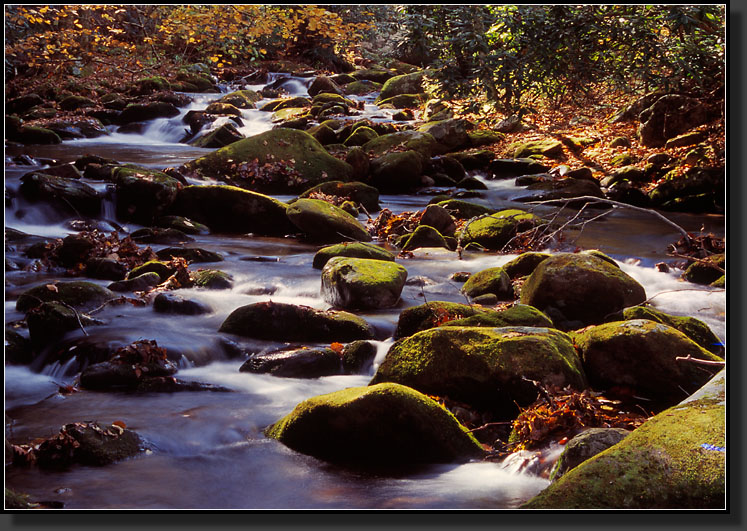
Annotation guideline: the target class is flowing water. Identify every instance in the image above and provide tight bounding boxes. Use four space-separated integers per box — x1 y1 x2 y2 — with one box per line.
3 76 726 509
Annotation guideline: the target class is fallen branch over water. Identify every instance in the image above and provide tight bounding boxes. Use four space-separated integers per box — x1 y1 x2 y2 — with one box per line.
675 355 725 367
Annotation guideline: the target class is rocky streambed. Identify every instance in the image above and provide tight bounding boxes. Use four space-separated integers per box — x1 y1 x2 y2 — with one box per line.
4 65 725 509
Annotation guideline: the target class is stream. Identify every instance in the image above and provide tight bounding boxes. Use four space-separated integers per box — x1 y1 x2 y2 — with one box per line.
4 76 726 509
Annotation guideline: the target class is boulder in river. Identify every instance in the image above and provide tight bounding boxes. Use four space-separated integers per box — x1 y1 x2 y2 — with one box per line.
460 266 514 301
16 281 116 313
571 319 724 408
376 70 428 102
522 369 725 508
502 252 551 279
549 427 631 482
457 209 543 251
286 198 371 243
219 301 375 342
371 326 588 417
113 165 182 225
180 128 354 194
170 184 295 235
520 252 647 330
369 150 427 194
321 256 408 310
264 382 485 465
299 180 381 212
240 347 343 378
19 172 102 218
312 241 395 270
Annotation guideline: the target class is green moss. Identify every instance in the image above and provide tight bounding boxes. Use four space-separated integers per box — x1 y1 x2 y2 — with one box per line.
620 306 723 354
362 130 441 158
510 139 564 159
502 252 551 279
313 241 395 269
321 256 408 310
523 373 725 508
286 198 371 242
192 269 233 289
265 382 484 465
444 304 554 329
436 199 496 219
458 210 542 250
461 267 513 300
398 225 450 252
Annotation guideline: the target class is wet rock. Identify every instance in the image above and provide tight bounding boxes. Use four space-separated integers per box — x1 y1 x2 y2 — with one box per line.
154 215 210 235
362 130 443 159
19 173 102 217
343 126 378 147
610 305 723 355
371 326 587 416
16 281 116 313
398 225 451 252
5 327 33 365
264 382 484 465
341 340 377 374
286 198 371 243
308 75 344 97
435 199 496 219
442 304 554 330
321 257 408 310
376 70 428 102
180 128 354 194
523 370 725 508
153 292 211 315
461 267 514 301
9 124 62 145
191 269 233 290
214 89 262 109
44 117 108 139
681 253 724 285
549 428 631 481
369 150 426 194
219 301 375 342
113 165 182 225
312 241 395 270
488 158 551 179
515 177 604 204
457 209 543 251
417 118 470 151
155 247 223 263
127 260 175 283
189 122 245 148
171 184 294 236
502 252 551 279
240 347 343 378
79 340 177 391
299 181 381 213
85 258 128 281
7 93 44 114
520 253 646 329
116 102 180 124
26 302 101 349
572 319 723 407
108 272 161 292
419 204 457 237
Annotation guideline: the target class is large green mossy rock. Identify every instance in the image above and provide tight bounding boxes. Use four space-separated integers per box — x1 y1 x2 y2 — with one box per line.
572 319 723 408
417 118 470 151
180 128 354 194
461 267 514 300
321 257 408 310
522 370 725 508
369 150 426 193
613 305 723 355
371 326 588 415
214 89 262 109
362 130 443 159
299 181 381 212
170 185 294 235
265 382 484 465
502 252 551 279
113 166 182 224
219 301 374 342
457 209 543 250
393 301 552 339
312 242 395 270
286 198 371 243
681 253 725 285
520 253 646 329
398 225 451 252
376 71 428 102
510 139 564 159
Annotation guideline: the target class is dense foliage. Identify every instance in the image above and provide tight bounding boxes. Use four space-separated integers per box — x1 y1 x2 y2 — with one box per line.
5 5 725 110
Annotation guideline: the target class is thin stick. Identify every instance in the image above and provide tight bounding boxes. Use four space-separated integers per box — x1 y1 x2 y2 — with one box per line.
675 355 725 367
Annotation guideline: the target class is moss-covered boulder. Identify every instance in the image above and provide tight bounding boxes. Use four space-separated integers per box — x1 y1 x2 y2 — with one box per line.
341 340 378 374
16 281 116 313
398 225 451 252
321 257 408 310
457 209 543 250
510 139 564 159
502 252 551 279
11 125 62 145
113 166 182 224
343 126 379 147
259 96 311 112
611 305 723 355
26 302 101 349
19 172 102 217
343 79 383 96
549 428 631 482
219 301 374 342
371 326 588 416
522 370 725 508
264 382 484 465
681 253 725 285
377 93 427 109
572 319 723 408
240 347 343 378
461 266 514 301
488 158 551 179
299 180 381 212
418 119 470 151
520 253 646 329
286 198 371 243
443 304 554 330
369 150 427 193
170 184 295 235
180 128 354 194
419 204 457 237
215 89 262 109
117 102 180 124
376 71 428 102
191 269 233 290
362 130 442 159
189 122 244 148
312 241 395 270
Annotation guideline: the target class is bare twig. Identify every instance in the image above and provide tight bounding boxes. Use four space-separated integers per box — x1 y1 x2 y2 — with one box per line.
675 355 725 367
